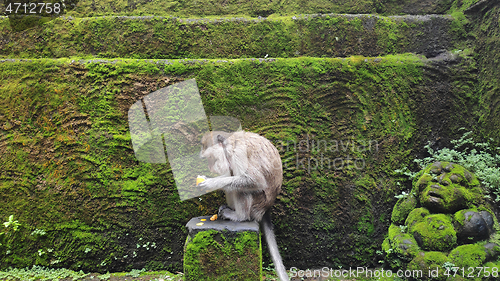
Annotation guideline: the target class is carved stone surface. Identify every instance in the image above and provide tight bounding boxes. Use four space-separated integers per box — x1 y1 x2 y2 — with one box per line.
383 162 500 278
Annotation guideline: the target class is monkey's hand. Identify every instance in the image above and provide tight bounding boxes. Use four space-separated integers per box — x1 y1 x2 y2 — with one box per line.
197 178 219 192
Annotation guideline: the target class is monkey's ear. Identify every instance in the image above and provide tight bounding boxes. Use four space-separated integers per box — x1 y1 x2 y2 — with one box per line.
216 134 226 144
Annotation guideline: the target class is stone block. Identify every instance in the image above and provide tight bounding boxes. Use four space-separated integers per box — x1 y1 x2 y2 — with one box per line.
184 216 262 281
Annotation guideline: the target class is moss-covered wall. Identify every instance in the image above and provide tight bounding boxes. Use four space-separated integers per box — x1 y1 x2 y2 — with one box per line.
471 4 500 145
0 14 455 59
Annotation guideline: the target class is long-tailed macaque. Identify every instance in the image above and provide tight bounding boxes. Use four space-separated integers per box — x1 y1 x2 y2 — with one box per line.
198 131 289 281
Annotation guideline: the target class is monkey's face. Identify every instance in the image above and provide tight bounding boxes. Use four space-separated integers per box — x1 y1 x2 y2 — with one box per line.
200 132 230 175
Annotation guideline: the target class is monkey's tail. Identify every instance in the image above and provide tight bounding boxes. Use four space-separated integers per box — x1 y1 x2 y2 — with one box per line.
261 211 289 281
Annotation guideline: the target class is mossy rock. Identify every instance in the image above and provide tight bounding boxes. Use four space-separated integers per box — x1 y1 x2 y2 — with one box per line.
386 224 420 261
407 251 448 281
448 243 499 269
406 207 430 231
411 213 457 251
483 261 500 278
454 209 495 243
382 236 391 254
382 236 404 269
391 194 418 225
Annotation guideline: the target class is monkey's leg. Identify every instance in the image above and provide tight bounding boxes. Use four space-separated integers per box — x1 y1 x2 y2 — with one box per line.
218 194 253 222
218 205 238 221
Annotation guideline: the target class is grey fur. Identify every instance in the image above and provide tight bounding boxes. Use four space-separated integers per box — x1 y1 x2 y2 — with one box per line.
199 131 289 281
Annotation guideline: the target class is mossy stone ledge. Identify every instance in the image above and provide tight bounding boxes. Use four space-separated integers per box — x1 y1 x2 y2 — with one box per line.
184 216 262 281
0 14 457 59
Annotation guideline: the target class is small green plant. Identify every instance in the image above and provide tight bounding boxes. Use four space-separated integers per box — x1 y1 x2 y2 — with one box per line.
262 262 276 273
399 225 408 233
31 228 47 236
443 261 458 273
0 266 89 280
98 272 112 280
3 215 21 231
394 168 419 179
1 215 22 255
136 241 157 250
128 268 146 278
394 191 411 199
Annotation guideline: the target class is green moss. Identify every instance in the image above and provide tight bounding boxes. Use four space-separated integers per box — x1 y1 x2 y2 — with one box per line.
448 243 487 269
357 213 375 236
391 194 417 224
411 214 457 251
483 261 500 273
382 236 391 253
386 224 420 261
473 5 500 148
453 207 478 226
448 0 483 13
407 251 448 281
52 0 433 18
0 266 89 280
405 208 430 230
184 230 261 281
414 172 433 194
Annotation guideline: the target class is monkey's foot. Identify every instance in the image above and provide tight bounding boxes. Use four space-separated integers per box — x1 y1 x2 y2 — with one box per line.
218 205 235 220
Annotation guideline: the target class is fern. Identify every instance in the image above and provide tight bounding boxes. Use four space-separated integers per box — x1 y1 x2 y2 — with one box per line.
397 130 500 201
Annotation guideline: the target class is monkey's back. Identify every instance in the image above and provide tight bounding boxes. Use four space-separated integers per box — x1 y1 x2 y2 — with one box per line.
227 131 283 219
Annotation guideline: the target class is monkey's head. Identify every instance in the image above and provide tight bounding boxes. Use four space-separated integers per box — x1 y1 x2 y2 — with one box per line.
200 131 232 174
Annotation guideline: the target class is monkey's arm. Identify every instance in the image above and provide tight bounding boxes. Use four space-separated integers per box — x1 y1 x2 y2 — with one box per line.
198 175 260 192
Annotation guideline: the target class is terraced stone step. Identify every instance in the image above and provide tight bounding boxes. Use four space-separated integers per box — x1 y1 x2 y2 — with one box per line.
0 13 459 59
51 0 455 18
0 51 459 65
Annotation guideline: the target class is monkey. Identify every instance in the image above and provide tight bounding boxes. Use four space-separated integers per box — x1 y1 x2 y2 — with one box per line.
198 130 289 281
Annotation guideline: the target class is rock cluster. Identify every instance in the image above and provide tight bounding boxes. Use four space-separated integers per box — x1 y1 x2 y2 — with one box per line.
383 162 500 280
